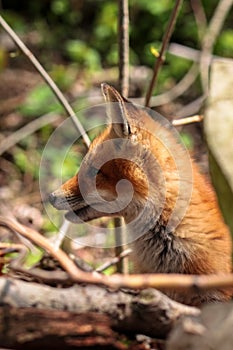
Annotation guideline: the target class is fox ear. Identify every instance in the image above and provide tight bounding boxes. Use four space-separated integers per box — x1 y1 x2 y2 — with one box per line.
101 83 131 137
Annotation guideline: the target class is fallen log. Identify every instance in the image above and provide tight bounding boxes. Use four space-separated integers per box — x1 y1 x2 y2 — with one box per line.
0 277 199 348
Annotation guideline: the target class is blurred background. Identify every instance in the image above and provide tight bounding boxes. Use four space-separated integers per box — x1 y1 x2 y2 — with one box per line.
0 0 232 268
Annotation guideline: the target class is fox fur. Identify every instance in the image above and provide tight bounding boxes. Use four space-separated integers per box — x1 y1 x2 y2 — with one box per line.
49 83 232 306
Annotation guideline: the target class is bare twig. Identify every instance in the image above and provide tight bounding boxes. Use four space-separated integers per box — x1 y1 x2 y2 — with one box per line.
96 248 132 273
0 242 28 266
115 0 130 273
145 0 183 107
52 219 71 251
0 112 60 156
168 43 202 62
2 217 233 293
168 43 233 63
172 114 203 127
190 0 207 41
118 0 129 96
176 95 206 118
150 63 199 106
0 15 90 148
0 242 65 284
0 15 92 248
0 216 95 283
199 0 233 95
1 241 84 283
133 63 199 107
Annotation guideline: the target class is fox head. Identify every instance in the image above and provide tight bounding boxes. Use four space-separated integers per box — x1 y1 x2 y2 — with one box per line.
49 84 190 235
50 84 232 301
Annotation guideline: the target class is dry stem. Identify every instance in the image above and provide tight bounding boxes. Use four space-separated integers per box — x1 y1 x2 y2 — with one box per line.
118 0 129 96
145 0 183 107
0 15 90 148
199 0 233 95
172 115 203 127
116 0 130 273
96 248 132 273
0 15 92 248
1 216 233 293
0 112 60 156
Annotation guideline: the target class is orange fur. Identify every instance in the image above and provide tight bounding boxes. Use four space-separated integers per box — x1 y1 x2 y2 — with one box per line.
49 84 232 306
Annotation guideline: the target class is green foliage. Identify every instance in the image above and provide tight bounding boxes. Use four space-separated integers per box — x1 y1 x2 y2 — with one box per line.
102 265 115 275
24 248 44 268
50 64 77 90
2 1 232 95
42 218 58 234
61 151 81 179
65 40 101 70
51 0 69 15
95 2 118 37
4 249 43 271
215 30 233 57
44 146 81 180
19 85 62 117
14 149 40 178
167 54 192 80
0 49 8 71
130 0 173 15
180 132 194 150
0 10 26 32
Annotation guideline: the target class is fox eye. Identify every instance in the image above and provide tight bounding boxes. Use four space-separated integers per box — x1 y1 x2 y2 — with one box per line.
88 166 100 178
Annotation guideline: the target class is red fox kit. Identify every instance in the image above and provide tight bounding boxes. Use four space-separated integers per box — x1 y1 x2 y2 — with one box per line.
49 83 232 306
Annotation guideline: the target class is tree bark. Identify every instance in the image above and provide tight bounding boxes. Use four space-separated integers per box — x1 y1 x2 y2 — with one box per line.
0 307 124 350
0 277 199 348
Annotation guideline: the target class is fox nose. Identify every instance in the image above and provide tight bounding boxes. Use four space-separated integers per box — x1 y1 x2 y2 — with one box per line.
48 189 70 210
49 192 57 205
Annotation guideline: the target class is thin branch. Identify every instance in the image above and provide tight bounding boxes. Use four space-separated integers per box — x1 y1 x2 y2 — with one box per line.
133 63 199 106
0 112 60 156
168 43 232 63
52 219 71 251
132 63 199 106
145 0 183 107
116 0 130 273
118 0 129 96
0 216 97 283
0 15 90 148
0 243 65 283
172 114 203 127
199 0 233 95
0 15 91 248
176 95 206 118
0 242 28 267
152 62 198 106
190 0 207 41
168 43 202 62
2 217 233 293
96 248 132 273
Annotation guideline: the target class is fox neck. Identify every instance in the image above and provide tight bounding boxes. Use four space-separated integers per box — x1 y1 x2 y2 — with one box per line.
120 139 184 236
130 162 232 276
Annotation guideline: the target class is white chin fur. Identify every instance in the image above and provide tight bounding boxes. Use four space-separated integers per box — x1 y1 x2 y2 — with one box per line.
65 211 84 223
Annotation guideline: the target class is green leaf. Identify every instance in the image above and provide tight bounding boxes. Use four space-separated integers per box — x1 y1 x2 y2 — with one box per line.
215 30 233 57
180 132 194 150
65 40 101 70
19 85 62 117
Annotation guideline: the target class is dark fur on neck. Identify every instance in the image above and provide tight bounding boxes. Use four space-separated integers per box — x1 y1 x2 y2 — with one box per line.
132 218 232 306
132 217 191 274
